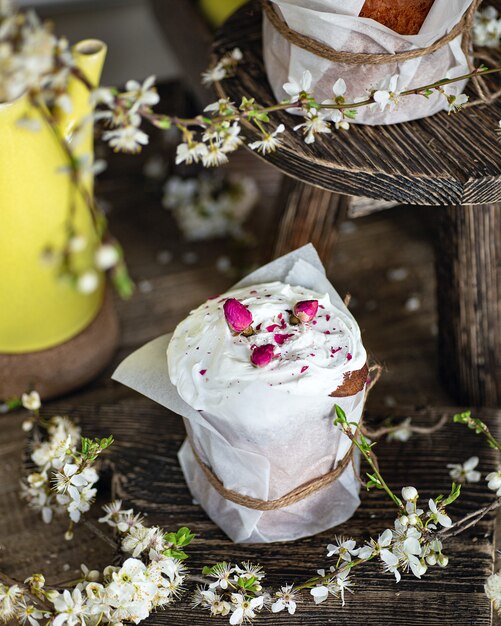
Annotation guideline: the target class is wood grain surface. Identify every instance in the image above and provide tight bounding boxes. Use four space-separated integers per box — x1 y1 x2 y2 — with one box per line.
213 0 501 206
0 82 499 625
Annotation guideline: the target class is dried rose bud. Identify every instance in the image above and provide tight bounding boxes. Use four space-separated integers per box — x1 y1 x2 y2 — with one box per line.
251 344 275 368
291 299 319 324
223 298 254 336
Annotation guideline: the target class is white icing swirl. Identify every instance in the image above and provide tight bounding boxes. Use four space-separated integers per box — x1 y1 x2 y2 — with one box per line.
167 281 367 422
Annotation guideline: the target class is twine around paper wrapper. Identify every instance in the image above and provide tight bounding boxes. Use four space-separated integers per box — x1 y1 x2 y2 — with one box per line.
188 363 382 512
262 0 499 106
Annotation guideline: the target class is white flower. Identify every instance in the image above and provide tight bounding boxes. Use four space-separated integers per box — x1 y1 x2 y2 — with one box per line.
321 79 351 129
95 244 119 270
335 569 353 607
387 417 413 442
428 499 452 528
77 270 99 294
124 75 159 111
473 7 501 48
16 600 44 626
373 74 401 112
200 589 231 616
486 571 501 610
227 47 243 62
271 584 297 614
203 97 236 114
380 546 401 582
0 584 23 620
445 91 469 114
22 391 41 411
208 562 234 590
90 87 115 106
202 142 229 167
52 588 86 626
68 235 87 253
122 525 163 557
175 141 208 165
294 111 331 144
103 125 149 153
233 562 265 582
249 124 285 154
202 62 227 85
220 122 242 153
486 468 501 496
229 593 263 625
64 485 97 522
447 456 481 484
53 463 92 500
326 536 360 562
401 486 418 502
283 70 312 102
310 569 352 605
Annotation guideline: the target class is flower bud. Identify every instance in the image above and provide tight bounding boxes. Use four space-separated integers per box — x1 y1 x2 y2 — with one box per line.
401 486 418 502
408 513 419 526
416 561 428 576
292 299 319 324
21 390 41 411
223 298 254 335
438 554 449 567
251 344 275 368
95 243 119 270
426 553 437 566
399 515 409 527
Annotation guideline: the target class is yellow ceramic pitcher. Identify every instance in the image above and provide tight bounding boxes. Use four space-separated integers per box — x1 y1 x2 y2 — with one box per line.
199 0 248 26
0 40 107 353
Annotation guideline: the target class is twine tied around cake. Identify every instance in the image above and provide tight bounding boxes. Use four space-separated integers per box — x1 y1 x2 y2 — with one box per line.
262 0 500 107
188 363 382 512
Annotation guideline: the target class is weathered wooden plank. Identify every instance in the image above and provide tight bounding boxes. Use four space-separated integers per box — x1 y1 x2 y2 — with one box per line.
1 401 497 625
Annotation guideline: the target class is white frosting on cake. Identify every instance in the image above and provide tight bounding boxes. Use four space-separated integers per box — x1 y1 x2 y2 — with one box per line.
167 281 367 421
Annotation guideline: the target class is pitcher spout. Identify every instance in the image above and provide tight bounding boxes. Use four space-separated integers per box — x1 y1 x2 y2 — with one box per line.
56 39 107 148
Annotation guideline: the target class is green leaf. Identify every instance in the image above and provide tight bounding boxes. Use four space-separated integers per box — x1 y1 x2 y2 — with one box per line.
442 482 461 507
334 404 347 426
163 548 189 561
112 263 135 300
344 109 358 119
155 117 172 130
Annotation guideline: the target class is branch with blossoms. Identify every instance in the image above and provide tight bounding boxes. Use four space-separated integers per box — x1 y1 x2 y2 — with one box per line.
19 391 113 541
1 397 501 624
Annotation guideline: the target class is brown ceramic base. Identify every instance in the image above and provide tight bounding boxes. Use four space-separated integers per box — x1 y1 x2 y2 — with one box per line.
0 287 119 400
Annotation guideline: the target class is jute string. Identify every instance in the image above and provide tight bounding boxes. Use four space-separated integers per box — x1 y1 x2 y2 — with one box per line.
188 363 382 511
262 0 498 105
262 0 480 65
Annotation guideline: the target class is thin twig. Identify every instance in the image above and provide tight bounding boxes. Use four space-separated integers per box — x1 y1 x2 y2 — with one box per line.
362 413 449 440
439 498 501 538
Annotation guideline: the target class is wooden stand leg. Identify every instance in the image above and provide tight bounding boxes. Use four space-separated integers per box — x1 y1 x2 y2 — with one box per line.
436 204 501 407
271 176 348 266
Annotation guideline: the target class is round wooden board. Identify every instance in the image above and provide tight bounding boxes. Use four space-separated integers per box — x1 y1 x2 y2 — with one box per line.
213 0 501 206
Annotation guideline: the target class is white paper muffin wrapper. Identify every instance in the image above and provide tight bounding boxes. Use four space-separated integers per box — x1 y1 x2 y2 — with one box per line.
263 0 473 125
113 245 366 543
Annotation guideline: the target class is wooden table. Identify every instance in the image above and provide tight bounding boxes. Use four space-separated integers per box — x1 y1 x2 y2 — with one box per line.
213 0 501 408
0 82 500 626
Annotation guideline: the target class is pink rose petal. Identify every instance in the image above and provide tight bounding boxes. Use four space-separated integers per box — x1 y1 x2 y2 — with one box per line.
274 333 294 345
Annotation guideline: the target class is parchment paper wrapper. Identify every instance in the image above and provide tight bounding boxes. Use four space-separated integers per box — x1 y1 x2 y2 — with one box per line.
113 245 365 543
263 0 472 125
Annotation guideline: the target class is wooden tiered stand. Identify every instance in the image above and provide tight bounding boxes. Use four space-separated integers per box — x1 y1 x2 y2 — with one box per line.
214 1 501 407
